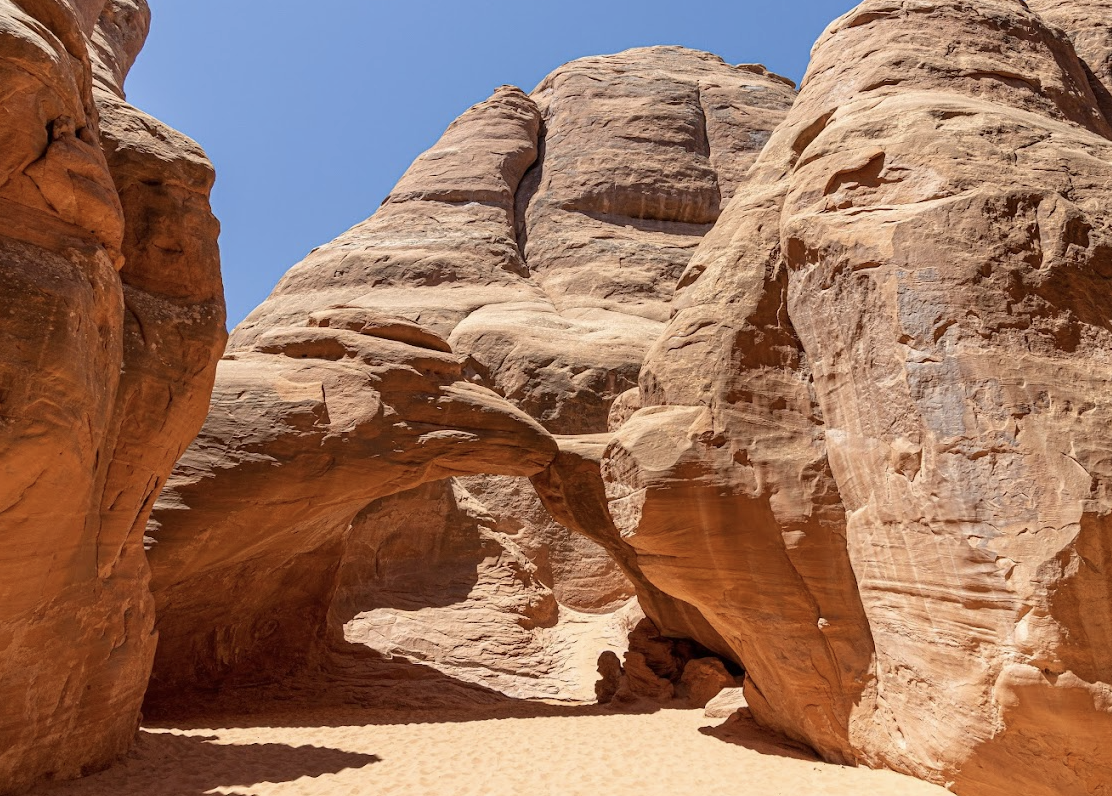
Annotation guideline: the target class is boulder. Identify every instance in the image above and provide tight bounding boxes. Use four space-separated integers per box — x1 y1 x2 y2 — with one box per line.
704 687 749 720
678 658 737 708
623 652 675 702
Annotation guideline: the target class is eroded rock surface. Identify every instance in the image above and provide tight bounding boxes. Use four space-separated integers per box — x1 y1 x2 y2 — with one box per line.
144 311 557 701
1029 0 1112 120
784 2 1112 791
167 46 796 700
591 618 736 706
594 1 1112 793
0 1 224 791
324 479 640 701
7 5 1108 795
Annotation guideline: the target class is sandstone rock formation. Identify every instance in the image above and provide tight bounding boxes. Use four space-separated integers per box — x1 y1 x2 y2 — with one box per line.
335 49 795 693
1029 0 1112 119
6 3 1111 796
704 686 749 719
322 478 641 701
783 4 1112 792
678 657 737 708
0 1 225 792
592 616 743 709
593 618 739 707
564 1 1112 793
143 310 557 701
144 46 797 702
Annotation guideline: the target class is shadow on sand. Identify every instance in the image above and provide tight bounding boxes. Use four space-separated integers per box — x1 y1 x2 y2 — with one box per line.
34 652 826 796
143 634 672 731
146 647 666 732
30 733 379 796
699 708 820 762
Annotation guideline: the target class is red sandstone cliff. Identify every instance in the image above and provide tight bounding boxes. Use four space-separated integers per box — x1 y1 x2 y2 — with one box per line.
3 3 1112 795
0 1 225 791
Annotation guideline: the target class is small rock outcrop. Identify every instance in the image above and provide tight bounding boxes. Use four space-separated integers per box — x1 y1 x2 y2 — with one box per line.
593 619 739 706
704 687 749 719
0 1 225 792
678 658 737 708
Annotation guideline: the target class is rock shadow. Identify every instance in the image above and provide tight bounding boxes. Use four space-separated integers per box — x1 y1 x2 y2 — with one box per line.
699 708 821 762
328 481 487 623
147 649 664 733
31 732 379 796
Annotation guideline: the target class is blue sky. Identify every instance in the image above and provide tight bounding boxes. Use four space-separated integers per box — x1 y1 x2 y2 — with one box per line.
129 1 859 327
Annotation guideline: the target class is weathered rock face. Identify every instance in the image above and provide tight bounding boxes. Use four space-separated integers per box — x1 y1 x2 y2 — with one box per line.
592 0 1112 793
471 48 796 432
322 478 640 702
0 1 225 792
155 46 796 700
784 2 1112 791
531 434 734 657
591 617 738 706
144 311 558 701
376 50 794 690
141 85 558 702
10 6 1105 793
678 657 737 708
1029 0 1112 119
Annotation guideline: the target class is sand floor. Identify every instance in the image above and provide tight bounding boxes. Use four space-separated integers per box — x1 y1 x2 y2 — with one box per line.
33 703 949 796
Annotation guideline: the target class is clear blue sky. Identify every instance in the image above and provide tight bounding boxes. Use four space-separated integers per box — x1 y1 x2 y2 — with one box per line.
129 1 858 327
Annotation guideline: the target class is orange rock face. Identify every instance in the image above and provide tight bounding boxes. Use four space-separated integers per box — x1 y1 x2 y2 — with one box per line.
592 1 1112 793
140 82 563 703
0 1 225 792
343 49 794 692
143 46 796 703
6 4 1112 796
785 2 1112 791
144 311 558 700
1029 0 1112 119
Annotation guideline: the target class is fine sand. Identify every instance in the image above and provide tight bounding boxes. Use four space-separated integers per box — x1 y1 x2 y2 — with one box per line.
33 703 949 796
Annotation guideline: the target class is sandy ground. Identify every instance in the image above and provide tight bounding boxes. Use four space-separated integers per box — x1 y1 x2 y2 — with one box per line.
33 704 949 796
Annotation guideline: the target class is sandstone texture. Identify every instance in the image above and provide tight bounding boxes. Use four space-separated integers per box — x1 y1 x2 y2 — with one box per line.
593 618 737 706
5 4 1111 796
144 310 557 700
145 46 796 701
704 687 749 719
578 1 1112 793
0 1 224 792
1029 0 1112 119
678 657 737 708
326 479 641 701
